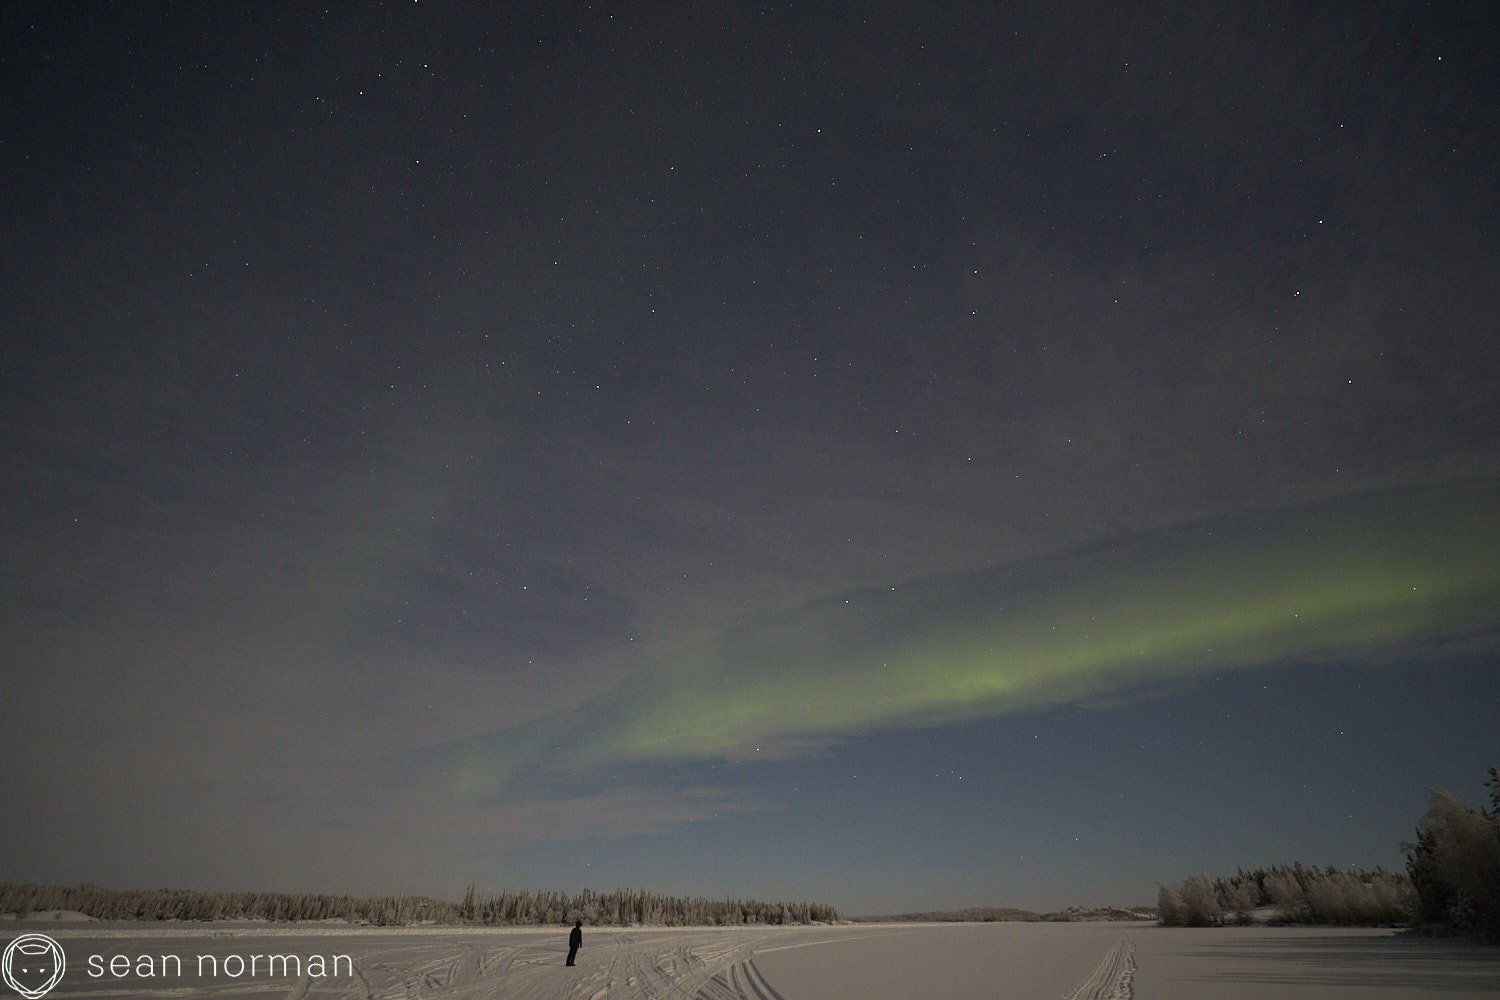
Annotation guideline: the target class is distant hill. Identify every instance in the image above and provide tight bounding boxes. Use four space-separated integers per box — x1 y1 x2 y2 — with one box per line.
856 905 1155 923
857 906 1042 923
1044 905 1157 922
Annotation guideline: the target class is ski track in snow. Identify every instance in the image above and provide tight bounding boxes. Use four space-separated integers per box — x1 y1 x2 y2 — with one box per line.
49 927 1154 1000
250 930 789 1000
1062 935 1135 1000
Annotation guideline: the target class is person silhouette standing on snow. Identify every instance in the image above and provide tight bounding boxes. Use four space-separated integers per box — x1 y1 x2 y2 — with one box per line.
566 920 582 966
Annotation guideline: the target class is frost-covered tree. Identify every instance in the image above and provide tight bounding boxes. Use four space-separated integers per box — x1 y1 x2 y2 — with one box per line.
1404 769 1500 942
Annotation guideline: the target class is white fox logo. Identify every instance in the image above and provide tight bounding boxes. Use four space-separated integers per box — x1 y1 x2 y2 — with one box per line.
2 934 66 999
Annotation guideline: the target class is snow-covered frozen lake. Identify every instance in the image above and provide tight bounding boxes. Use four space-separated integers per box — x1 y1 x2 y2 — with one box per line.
16 920 1499 999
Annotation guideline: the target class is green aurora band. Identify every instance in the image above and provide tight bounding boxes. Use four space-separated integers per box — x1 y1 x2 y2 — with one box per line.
450 481 1500 796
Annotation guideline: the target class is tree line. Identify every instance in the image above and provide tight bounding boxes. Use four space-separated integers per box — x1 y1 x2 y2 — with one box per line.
0 882 840 927
1157 766 1500 941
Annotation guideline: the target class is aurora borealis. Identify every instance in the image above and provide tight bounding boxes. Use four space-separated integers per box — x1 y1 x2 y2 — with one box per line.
448 481 1500 794
3 3 1498 914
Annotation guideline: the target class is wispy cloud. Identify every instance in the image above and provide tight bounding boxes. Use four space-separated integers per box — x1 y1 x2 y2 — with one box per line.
477 785 779 841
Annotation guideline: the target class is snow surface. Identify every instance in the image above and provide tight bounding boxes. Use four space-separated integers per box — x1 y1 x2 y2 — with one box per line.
20 920 1499 999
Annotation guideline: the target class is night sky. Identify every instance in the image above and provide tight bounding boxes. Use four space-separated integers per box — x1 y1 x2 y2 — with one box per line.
3 3 1498 915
